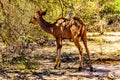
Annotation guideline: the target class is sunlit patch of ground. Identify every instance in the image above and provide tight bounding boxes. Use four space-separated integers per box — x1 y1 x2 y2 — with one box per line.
0 32 120 79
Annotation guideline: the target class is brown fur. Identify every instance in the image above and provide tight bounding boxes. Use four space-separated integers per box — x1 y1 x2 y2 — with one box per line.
30 10 93 71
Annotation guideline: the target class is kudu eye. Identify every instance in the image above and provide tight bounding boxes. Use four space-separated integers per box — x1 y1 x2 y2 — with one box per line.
33 17 36 19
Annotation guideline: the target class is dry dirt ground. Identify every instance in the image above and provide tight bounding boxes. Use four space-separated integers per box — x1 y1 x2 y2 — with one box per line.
0 32 120 80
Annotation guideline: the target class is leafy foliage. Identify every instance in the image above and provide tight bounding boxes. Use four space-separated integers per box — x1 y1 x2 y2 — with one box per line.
0 0 120 45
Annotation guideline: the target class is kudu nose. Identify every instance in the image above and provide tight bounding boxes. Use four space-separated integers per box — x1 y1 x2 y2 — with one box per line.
29 20 32 24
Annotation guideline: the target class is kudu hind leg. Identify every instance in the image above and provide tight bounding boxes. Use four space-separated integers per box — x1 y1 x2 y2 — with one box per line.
82 35 93 72
74 39 83 71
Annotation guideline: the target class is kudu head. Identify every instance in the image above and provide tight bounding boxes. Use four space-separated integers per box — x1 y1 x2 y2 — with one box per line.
29 9 47 24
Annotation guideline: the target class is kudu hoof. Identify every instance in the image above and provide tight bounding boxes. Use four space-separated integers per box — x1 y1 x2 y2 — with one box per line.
54 63 61 69
58 63 61 67
78 67 82 71
90 67 93 72
54 65 57 69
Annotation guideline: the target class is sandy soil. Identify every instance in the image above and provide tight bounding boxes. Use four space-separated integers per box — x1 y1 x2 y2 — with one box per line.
0 32 120 80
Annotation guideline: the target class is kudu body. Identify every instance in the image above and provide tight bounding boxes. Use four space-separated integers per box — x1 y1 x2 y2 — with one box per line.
30 10 93 71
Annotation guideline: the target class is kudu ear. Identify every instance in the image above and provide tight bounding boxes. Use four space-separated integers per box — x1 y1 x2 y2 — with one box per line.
37 9 47 16
41 9 47 15
37 10 41 15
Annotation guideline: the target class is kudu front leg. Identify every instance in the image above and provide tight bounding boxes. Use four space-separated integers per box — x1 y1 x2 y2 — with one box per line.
54 39 62 69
